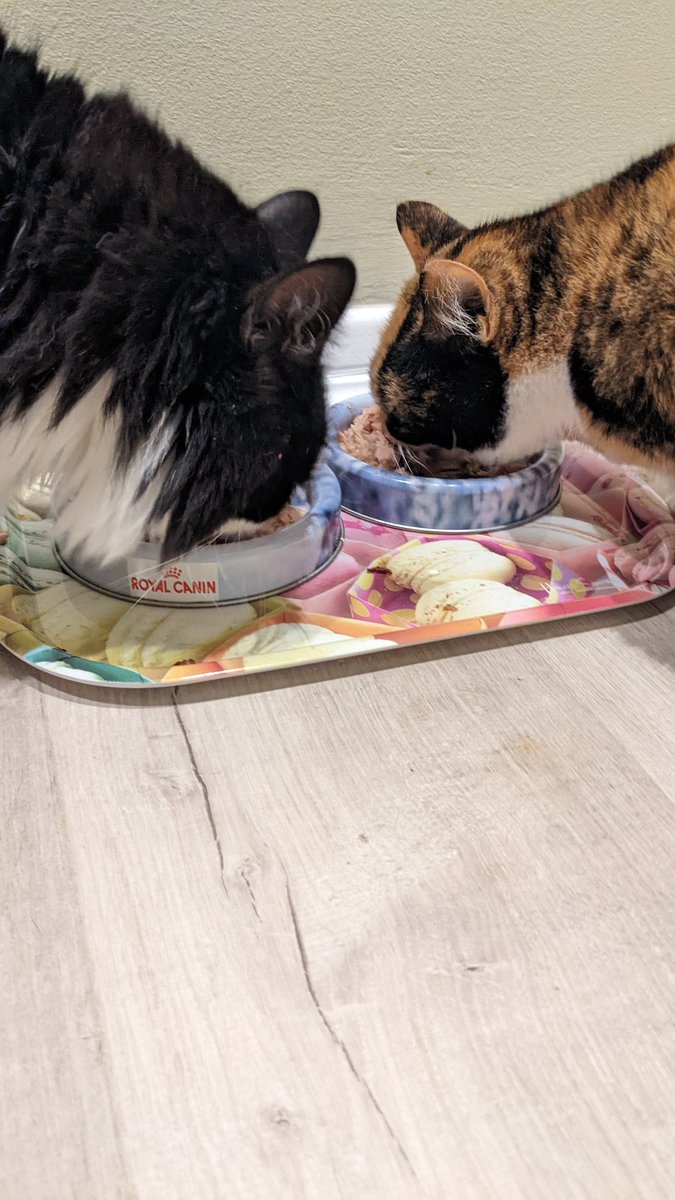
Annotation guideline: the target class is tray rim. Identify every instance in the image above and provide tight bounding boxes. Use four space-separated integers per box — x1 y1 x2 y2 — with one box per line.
1 580 670 690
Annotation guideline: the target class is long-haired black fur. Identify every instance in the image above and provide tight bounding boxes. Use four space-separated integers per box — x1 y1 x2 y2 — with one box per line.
0 32 355 561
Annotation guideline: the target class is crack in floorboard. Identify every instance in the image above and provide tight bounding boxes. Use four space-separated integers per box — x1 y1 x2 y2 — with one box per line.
240 867 262 921
284 877 417 1177
174 695 414 1175
172 693 228 897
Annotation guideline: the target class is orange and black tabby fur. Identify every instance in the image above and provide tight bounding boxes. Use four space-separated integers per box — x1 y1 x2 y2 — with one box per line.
372 146 675 496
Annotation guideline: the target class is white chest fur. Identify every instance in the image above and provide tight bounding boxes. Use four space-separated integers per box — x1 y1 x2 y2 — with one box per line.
478 360 581 465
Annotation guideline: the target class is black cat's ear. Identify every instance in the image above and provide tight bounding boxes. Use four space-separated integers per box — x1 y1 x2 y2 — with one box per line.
256 190 321 271
244 257 356 361
396 201 467 272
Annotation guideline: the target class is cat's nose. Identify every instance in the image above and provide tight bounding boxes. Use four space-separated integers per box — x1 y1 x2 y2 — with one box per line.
383 411 407 441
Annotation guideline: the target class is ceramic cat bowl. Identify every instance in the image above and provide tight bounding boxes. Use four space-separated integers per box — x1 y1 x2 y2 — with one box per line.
55 464 343 606
325 395 563 534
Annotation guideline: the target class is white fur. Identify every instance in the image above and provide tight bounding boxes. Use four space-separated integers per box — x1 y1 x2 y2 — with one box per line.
212 517 262 540
476 364 675 513
144 514 263 546
432 290 481 341
476 360 581 465
0 373 177 563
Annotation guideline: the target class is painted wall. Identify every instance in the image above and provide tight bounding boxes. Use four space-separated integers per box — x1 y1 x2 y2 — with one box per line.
4 0 674 301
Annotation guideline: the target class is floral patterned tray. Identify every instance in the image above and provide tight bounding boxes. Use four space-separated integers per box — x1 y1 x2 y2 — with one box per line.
1 444 673 687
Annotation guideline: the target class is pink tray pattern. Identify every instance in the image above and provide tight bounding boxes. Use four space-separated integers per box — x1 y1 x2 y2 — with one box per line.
0 444 673 687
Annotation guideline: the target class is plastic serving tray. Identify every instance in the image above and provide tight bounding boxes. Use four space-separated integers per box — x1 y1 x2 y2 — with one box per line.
0 444 673 688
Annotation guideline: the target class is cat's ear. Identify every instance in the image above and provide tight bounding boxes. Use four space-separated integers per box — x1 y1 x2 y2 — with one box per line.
396 201 467 272
243 257 356 361
421 257 497 342
256 190 321 271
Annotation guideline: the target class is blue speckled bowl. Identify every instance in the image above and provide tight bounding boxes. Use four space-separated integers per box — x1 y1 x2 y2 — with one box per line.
325 395 563 534
56 464 343 607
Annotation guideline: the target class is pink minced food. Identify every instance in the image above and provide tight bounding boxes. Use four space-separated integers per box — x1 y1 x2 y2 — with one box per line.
252 505 304 537
339 404 400 471
339 405 525 479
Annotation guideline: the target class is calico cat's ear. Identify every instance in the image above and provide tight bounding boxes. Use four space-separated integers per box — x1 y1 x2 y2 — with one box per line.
422 258 497 342
244 257 356 361
256 190 321 271
396 201 467 272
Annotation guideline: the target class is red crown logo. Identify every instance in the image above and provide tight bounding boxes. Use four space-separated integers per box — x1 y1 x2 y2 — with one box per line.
164 567 182 579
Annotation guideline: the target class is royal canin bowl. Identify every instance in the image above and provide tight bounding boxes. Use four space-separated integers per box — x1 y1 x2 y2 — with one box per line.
55 464 343 607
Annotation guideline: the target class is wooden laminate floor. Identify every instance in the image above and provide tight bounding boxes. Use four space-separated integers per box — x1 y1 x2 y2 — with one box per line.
2 595 674 1199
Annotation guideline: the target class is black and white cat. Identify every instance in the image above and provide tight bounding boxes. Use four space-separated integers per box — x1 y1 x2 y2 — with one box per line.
0 33 355 561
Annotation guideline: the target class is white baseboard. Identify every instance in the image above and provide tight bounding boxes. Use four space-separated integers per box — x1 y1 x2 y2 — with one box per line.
324 302 392 405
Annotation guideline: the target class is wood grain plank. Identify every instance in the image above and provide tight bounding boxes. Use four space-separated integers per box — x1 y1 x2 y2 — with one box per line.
1 598 674 1199
0 657 130 1200
6 669 418 1199
176 600 675 1199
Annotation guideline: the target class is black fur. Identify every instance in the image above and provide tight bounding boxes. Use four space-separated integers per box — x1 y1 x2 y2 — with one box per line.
379 291 507 451
527 213 565 336
607 145 672 196
569 345 675 453
0 34 355 557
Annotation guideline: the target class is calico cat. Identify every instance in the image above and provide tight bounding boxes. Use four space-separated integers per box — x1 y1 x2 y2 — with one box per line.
0 33 355 561
372 146 675 498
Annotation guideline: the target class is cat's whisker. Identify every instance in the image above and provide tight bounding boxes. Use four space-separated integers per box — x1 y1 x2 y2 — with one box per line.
396 445 414 474
403 446 428 474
